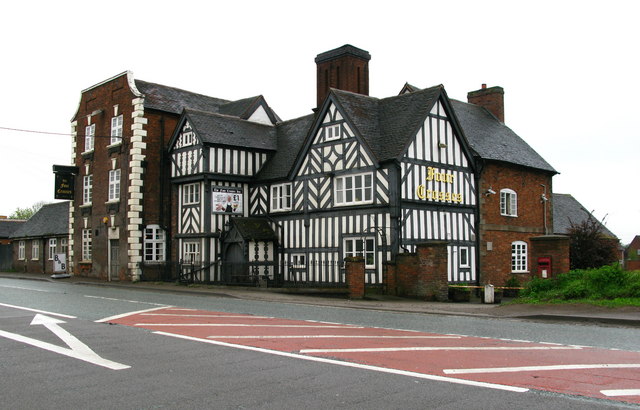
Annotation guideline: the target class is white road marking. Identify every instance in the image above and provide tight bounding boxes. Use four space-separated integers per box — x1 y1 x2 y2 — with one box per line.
0 284 54 292
0 302 76 319
84 295 170 306
95 306 171 323
0 314 129 370
301 346 581 354
153 330 528 393
208 335 462 339
135 323 363 328
444 363 640 374
601 389 640 397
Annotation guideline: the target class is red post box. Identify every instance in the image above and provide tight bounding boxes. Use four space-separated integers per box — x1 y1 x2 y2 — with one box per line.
538 257 551 278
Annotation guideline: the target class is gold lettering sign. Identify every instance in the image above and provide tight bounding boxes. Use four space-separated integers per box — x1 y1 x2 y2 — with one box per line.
416 167 462 203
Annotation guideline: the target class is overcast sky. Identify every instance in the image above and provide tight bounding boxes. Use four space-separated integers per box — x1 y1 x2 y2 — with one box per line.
1 0 638 244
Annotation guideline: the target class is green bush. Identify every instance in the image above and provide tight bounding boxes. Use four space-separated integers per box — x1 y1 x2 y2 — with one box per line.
520 264 640 302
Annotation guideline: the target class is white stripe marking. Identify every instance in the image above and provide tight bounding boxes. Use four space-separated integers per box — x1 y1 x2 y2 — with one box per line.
95 306 171 323
135 324 363 328
0 302 76 319
154 331 528 393
208 335 462 339
84 295 170 306
601 389 640 397
0 284 54 293
301 346 581 354
444 363 640 374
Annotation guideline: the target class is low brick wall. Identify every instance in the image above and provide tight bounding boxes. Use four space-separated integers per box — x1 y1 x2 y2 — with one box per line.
530 235 570 278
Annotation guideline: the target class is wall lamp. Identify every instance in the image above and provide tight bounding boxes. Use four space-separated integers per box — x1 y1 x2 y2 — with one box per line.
485 187 496 196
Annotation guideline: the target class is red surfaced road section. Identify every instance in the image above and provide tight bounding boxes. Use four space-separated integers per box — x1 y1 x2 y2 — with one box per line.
108 307 640 404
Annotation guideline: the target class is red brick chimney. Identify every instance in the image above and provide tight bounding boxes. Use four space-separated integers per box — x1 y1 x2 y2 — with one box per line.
315 44 370 108
467 84 504 123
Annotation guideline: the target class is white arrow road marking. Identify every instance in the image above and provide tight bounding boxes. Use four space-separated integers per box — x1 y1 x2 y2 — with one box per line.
0 314 129 370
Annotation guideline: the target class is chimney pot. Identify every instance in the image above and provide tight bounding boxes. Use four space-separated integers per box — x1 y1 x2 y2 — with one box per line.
482 83 487 89
467 85 505 123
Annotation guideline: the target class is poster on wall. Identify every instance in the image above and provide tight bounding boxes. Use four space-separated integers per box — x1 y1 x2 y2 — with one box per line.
212 187 243 214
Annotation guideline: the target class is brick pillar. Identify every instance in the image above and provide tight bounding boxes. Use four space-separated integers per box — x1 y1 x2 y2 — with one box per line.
416 241 449 301
345 256 365 299
384 262 397 296
530 235 570 278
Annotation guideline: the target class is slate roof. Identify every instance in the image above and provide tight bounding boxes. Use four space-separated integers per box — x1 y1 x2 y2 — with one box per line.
10 202 69 239
332 86 442 162
135 80 230 114
0 219 25 239
185 109 277 151
552 193 616 238
450 99 557 173
231 217 277 241
256 114 315 180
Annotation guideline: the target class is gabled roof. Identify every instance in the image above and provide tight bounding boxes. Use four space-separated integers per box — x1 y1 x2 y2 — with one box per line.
10 202 69 239
628 236 640 250
230 217 277 241
183 109 277 151
450 99 556 173
218 96 281 124
135 80 230 114
552 193 616 238
331 86 443 162
256 114 315 181
0 219 25 239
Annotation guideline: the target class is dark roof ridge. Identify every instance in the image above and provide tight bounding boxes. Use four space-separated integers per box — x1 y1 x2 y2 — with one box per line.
184 108 274 128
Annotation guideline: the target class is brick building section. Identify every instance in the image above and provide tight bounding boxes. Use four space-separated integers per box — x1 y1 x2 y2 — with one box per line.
530 235 570 278
478 162 554 286
386 242 449 301
71 73 175 280
345 257 365 299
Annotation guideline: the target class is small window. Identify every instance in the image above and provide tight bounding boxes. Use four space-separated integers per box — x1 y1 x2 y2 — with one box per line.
60 238 68 257
110 115 123 144
511 241 527 273
84 124 95 152
82 229 92 261
325 124 341 141
83 174 93 205
18 241 25 260
183 241 200 264
344 237 375 269
48 238 57 260
144 225 166 262
335 173 373 206
291 254 306 267
271 183 292 212
183 183 200 205
500 189 517 217
459 247 470 268
108 169 121 201
32 240 40 260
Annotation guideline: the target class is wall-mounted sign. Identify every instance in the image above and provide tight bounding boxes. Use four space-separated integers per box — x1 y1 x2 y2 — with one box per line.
52 165 79 200
212 187 243 214
416 166 463 203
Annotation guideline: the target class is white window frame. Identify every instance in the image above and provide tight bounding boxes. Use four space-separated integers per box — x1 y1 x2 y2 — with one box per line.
459 246 470 268
144 225 166 262
271 183 292 212
82 229 92 262
84 124 95 152
183 241 200 264
325 123 341 141
110 115 123 145
511 241 528 273
108 169 121 201
343 236 376 269
48 238 57 260
18 241 25 260
60 238 68 257
32 240 40 260
183 183 200 205
500 188 518 217
335 172 373 206
83 174 93 205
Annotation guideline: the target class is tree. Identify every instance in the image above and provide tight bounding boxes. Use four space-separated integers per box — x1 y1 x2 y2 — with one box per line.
9 201 46 220
568 216 619 270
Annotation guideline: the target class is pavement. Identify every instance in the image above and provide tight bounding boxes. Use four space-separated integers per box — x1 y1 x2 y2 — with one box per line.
2 271 640 327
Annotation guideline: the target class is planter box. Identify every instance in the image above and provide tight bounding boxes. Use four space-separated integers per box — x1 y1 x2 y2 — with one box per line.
448 287 471 302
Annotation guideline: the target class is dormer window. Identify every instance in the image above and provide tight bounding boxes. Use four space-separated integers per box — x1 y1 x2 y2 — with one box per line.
325 124 341 141
500 189 517 217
